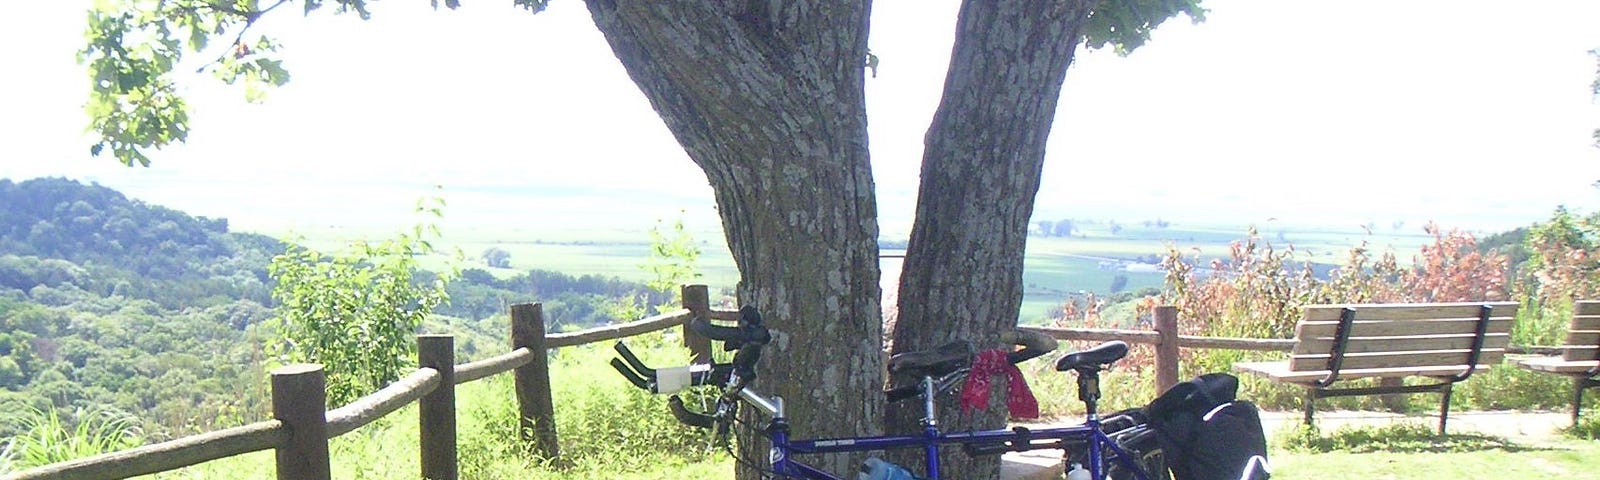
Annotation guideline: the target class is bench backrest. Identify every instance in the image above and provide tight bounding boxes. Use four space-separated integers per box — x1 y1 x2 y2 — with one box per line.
1288 302 1519 372
1563 300 1600 362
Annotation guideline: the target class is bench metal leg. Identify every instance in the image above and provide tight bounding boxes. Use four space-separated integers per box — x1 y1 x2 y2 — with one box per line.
1304 389 1317 430
1575 378 1586 426
1577 376 1599 426
1437 383 1453 436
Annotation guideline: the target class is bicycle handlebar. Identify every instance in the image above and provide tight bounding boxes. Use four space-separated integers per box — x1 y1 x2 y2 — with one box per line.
609 306 772 434
882 329 1058 403
613 307 1061 431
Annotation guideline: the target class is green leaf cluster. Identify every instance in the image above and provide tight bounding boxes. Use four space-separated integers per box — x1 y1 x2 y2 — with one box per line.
77 0 387 166
79 0 559 167
639 214 701 305
265 197 458 407
1083 0 1207 56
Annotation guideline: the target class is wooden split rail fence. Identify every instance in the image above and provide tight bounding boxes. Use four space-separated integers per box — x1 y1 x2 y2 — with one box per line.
1 285 725 480
2 296 1559 480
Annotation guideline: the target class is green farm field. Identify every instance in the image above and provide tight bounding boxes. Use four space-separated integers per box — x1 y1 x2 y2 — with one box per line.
271 221 1438 323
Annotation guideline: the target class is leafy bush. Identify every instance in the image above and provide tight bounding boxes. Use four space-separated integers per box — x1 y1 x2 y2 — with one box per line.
267 198 458 407
1146 221 1600 413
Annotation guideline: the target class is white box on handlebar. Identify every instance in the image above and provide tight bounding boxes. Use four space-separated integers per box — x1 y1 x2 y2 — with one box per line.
656 364 712 394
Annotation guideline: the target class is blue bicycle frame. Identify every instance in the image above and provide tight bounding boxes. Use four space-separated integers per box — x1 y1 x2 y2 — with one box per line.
735 376 1154 480
614 313 1157 480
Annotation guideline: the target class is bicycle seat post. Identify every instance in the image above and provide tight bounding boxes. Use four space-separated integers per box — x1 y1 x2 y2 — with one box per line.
1077 367 1101 421
921 375 939 427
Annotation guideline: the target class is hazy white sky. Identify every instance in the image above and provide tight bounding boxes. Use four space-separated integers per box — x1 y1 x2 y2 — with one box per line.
1 1 1597 236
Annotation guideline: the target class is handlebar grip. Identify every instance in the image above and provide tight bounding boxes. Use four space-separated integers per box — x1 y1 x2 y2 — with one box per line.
689 306 772 352
689 316 748 343
1003 329 1058 365
667 395 716 429
611 358 652 391
613 342 655 377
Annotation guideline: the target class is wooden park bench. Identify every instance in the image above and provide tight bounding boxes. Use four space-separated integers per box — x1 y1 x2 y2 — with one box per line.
1235 301 1518 434
1512 300 1600 425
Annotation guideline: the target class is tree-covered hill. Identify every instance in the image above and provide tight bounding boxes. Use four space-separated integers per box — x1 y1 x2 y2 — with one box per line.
0 177 671 441
0 178 289 437
0 177 283 309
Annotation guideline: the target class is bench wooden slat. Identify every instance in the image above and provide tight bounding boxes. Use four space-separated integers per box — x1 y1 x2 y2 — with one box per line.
1514 356 1600 375
1562 345 1600 363
1572 315 1600 332
1564 330 1600 345
1292 333 1511 356
1289 349 1506 371
1558 324 1599 361
1576 300 1600 317
1236 361 1494 384
1296 317 1513 339
1302 302 1518 322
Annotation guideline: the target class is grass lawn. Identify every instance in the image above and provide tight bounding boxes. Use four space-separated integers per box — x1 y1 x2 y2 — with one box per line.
1270 443 1600 479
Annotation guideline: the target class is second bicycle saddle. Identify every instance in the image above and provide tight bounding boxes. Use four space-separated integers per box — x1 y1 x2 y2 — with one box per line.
888 340 974 378
1055 341 1128 372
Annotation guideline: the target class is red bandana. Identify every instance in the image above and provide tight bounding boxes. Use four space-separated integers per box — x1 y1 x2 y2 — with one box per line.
959 349 1039 419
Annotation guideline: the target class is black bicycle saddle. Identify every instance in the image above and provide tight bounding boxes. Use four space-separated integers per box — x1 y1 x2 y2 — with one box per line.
888 340 974 378
1055 341 1129 372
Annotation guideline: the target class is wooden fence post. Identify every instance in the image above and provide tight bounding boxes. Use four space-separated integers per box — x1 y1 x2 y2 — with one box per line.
272 364 331 480
418 334 457 480
1155 306 1180 394
511 303 560 461
682 284 712 364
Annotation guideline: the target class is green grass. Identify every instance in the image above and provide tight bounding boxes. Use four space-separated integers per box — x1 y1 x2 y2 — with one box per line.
1268 446 1600 479
1 407 143 472
1269 422 1600 479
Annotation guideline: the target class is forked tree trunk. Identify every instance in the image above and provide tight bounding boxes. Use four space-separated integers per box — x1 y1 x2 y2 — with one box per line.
889 1 1096 479
583 2 884 477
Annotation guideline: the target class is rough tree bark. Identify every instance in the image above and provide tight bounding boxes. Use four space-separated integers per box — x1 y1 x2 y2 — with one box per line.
582 2 884 477
889 1 1097 479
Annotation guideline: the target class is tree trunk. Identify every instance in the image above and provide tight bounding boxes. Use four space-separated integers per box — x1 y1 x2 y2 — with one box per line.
583 2 883 477
890 1 1095 479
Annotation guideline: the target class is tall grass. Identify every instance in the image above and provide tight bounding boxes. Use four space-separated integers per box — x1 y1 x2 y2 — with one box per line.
1 406 143 473
1 437 14 475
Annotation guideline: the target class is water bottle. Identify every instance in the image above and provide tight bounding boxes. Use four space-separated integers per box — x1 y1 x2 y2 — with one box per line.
858 457 917 480
1066 462 1092 480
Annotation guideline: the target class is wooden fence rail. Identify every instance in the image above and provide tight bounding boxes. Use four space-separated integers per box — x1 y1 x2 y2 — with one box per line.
1 286 1562 480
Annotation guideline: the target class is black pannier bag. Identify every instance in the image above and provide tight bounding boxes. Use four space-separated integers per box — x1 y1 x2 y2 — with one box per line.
1145 373 1270 480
